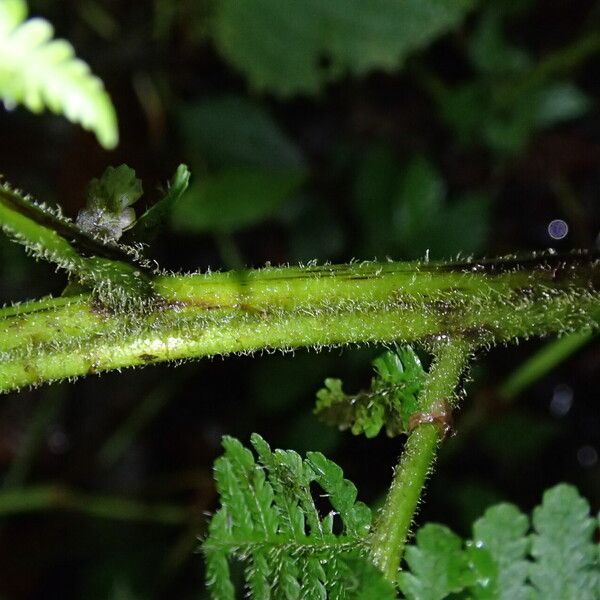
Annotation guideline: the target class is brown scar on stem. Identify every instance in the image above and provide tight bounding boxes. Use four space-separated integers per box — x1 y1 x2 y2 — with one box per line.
408 400 454 438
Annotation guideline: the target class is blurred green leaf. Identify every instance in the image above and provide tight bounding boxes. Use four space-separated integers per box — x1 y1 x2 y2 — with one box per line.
210 0 475 95
469 503 531 599
395 156 445 248
469 10 531 75
171 167 304 233
533 81 591 127
394 158 490 258
400 484 600 599
352 153 491 258
179 95 304 170
437 9 592 156
286 197 346 261
353 145 403 256
398 524 472 599
0 0 118 148
530 484 600 599
437 192 491 257
479 411 559 467
345 556 397 599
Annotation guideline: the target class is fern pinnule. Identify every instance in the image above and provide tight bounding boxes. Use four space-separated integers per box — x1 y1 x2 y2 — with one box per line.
0 0 118 148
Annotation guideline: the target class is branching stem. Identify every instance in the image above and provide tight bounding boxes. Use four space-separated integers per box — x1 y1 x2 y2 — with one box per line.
0 254 598 393
369 339 472 582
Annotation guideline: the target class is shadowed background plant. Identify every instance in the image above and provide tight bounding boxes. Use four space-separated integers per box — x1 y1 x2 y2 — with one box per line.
0 1 599 598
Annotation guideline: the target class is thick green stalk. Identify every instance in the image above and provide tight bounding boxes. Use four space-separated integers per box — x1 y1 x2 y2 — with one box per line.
0 254 599 393
369 340 472 582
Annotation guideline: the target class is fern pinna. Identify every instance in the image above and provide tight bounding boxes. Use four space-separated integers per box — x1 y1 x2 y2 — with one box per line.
0 0 117 147
203 433 395 599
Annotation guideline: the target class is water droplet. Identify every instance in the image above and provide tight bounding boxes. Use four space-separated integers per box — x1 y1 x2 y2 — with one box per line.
577 445 598 468
547 219 568 240
549 383 573 417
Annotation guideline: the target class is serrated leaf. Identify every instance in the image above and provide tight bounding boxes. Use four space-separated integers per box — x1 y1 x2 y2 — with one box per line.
530 484 600 600
399 484 600 600
470 503 532 600
210 0 475 95
204 511 236 600
398 524 472 600
0 0 118 148
306 452 371 537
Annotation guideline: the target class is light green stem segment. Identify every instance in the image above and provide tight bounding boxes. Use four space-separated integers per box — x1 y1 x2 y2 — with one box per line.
0 255 599 393
370 340 472 582
499 326 597 401
0 484 186 525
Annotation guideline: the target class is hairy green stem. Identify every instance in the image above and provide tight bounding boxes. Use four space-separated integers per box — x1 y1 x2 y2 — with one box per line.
0 254 598 393
370 340 472 582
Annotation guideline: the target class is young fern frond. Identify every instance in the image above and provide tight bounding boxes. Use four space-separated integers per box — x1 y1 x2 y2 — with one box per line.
315 346 427 438
0 0 118 148
203 434 395 599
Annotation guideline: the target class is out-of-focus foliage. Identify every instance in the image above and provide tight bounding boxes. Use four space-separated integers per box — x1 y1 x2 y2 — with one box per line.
433 7 594 155
0 0 118 147
353 150 490 259
173 96 306 234
210 0 475 95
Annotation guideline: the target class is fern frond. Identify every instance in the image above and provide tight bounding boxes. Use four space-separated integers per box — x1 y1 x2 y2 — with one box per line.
0 0 118 148
315 346 426 438
203 434 392 599
398 483 600 600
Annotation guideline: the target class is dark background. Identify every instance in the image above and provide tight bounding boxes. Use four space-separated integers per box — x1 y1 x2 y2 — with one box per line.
0 1 599 598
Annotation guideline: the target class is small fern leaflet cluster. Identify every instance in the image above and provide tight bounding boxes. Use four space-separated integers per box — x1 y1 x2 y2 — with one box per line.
0 0 118 148
315 346 426 438
203 434 395 599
